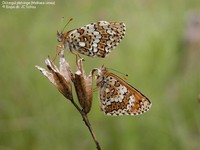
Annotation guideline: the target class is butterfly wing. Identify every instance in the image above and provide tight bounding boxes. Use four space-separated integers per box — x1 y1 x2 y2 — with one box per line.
99 72 152 116
66 21 126 58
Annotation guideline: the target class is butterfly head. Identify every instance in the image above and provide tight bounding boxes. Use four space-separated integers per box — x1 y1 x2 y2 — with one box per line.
57 31 63 42
57 18 73 42
91 66 108 87
93 66 107 76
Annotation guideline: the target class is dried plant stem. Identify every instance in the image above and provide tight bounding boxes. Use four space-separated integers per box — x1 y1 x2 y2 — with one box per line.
70 99 102 150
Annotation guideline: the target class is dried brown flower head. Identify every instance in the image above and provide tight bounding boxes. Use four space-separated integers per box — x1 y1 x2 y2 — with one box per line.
36 50 93 113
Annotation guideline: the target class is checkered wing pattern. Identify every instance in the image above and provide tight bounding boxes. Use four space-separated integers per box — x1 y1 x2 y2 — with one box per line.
96 68 152 116
58 21 126 58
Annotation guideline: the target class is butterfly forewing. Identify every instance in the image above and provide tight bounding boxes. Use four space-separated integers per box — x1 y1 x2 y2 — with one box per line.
60 21 126 58
96 68 152 116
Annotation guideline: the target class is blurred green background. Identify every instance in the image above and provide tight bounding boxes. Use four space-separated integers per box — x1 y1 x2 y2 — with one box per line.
0 0 200 149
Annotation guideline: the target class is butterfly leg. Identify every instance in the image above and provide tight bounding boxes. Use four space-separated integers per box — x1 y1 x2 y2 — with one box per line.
93 86 98 92
69 50 83 65
75 53 82 64
52 45 62 62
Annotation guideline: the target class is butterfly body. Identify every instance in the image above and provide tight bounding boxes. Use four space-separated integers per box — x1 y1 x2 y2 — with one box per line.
57 21 126 58
95 67 152 116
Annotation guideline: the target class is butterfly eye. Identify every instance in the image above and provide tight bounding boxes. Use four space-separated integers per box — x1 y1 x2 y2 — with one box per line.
96 75 100 80
57 31 63 42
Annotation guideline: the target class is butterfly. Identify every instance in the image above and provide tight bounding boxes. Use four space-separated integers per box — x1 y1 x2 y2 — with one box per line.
94 67 152 116
57 20 126 58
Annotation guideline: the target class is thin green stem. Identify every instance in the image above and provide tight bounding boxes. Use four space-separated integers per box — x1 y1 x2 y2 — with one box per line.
70 99 102 150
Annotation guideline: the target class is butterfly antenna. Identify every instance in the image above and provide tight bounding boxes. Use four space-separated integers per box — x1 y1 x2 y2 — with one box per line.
107 68 128 77
61 17 73 33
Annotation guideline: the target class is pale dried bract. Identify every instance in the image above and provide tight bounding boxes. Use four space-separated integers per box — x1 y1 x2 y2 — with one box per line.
36 50 73 101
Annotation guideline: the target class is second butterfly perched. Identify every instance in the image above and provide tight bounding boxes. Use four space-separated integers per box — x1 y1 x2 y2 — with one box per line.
57 19 126 58
94 67 152 116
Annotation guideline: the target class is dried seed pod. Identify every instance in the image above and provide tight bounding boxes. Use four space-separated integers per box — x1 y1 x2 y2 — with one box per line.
73 59 93 113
